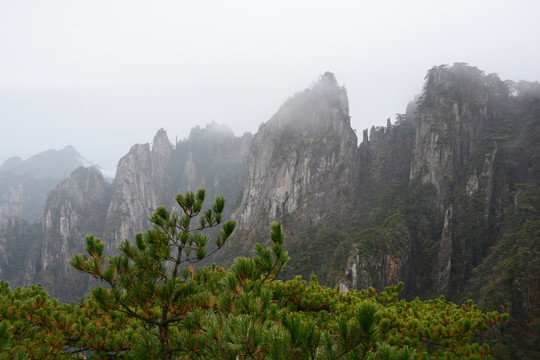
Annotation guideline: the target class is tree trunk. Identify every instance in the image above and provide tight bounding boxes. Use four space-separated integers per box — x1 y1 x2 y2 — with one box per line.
160 325 170 360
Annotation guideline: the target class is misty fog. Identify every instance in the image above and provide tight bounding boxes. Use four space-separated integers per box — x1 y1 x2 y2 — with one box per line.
1 1 539 171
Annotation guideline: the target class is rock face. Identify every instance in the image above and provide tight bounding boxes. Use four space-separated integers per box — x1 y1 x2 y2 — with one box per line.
406 65 511 295
341 249 408 294
340 214 410 294
103 126 251 244
27 166 111 301
104 129 173 243
337 113 416 294
235 72 358 237
436 206 453 294
338 64 538 305
410 65 498 211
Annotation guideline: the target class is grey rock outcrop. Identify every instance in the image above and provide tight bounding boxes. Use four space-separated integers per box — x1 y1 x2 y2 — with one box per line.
342 64 518 298
341 239 409 294
235 72 358 236
26 166 111 301
410 65 493 210
104 129 173 242
436 205 453 293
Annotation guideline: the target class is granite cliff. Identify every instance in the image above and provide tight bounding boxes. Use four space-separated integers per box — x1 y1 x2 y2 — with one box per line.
339 64 534 297
104 129 173 243
226 72 357 260
337 64 539 358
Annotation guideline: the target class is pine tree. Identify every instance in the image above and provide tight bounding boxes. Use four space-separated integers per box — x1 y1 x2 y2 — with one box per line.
70 189 239 360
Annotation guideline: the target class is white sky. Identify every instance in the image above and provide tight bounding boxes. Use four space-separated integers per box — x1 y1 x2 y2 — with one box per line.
1 0 539 171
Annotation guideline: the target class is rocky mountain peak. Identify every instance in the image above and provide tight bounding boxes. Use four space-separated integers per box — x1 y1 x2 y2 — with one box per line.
0 157 23 173
272 71 349 134
61 145 79 156
105 143 162 242
189 122 235 140
313 71 341 98
152 128 171 153
0 146 101 227
1 146 88 179
234 72 358 235
410 63 501 209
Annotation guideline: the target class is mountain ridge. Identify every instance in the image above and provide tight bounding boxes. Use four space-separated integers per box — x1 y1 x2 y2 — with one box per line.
0 145 112 227
0 64 538 357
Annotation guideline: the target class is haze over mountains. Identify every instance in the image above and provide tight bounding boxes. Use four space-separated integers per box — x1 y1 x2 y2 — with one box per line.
0 64 539 358
2 2 539 173
0 146 112 226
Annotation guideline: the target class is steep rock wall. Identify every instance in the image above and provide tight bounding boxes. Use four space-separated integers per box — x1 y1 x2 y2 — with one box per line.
235 72 358 238
26 167 111 301
338 114 415 294
410 64 493 210
342 64 514 299
104 129 172 243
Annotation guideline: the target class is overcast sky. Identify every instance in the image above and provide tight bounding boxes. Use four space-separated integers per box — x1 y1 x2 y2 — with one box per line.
1 0 539 171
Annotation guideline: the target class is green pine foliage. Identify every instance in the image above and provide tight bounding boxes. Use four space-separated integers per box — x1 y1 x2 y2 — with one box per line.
0 190 505 359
